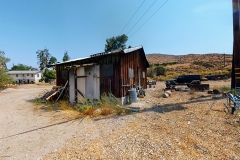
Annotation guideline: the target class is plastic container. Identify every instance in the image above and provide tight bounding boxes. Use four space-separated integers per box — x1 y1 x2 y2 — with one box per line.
149 83 152 88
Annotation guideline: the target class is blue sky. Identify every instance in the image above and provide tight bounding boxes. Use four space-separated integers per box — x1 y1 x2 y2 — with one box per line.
0 0 233 69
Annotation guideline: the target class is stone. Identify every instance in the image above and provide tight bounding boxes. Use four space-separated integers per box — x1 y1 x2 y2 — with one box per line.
163 93 169 98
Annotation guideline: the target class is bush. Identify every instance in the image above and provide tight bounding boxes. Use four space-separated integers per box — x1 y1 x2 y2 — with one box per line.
43 69 56 82
147 66 156 78
154 66 166 76
0 69 13 88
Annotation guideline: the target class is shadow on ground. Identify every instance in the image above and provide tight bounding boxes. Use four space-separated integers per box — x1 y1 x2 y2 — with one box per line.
142 93 227 114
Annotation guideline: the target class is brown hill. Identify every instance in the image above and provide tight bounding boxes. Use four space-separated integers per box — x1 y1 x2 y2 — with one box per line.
146 53 232 65
146 53 233 79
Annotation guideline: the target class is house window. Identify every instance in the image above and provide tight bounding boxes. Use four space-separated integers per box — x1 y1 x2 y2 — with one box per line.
27 74 29 76
16 74 18 77
23 74 24 76
143 72 145 78
32 74 33 77
37 74 39 77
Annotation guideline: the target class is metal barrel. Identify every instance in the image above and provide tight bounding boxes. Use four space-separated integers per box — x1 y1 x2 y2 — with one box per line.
129 88 138 103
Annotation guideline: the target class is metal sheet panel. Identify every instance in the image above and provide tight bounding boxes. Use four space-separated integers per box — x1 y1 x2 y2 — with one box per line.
77 67 85 102
69 69 75 103
85 65 100 100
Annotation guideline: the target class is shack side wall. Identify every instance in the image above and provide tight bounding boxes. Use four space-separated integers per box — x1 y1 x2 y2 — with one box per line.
119 51 147 97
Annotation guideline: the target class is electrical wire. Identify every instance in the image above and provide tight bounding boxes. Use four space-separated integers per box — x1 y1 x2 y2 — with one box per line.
130 0 169 38
127 0 157 35
119 0 145 35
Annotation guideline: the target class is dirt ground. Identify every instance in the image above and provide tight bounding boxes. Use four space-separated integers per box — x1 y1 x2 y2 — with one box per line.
0 81 240 159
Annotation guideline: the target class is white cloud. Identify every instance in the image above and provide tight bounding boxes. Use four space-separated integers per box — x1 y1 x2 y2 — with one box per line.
193 1 230 14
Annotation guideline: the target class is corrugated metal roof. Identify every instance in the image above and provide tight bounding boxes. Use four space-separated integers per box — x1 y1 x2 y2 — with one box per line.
124 45 143 53
8 70 42 74
55 45 144 65
56 57 89 65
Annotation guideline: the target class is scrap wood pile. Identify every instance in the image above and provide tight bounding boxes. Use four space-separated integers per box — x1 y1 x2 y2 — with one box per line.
40 81 69 102
40 86 64 102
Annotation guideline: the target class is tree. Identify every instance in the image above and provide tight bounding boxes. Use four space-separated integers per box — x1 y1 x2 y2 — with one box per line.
36 48 51 71
49 56 57 65
43 69 56 83
0 50 10 69
105 34 128 52
62 51 70 62
11 64 35 71
48 56 58 69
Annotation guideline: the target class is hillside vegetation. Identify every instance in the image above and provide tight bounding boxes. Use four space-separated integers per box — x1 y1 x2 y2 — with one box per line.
146 53 232 81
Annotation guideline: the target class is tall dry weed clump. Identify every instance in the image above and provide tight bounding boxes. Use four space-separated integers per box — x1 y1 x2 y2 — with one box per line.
75 93 123 116
212 86 231 92
34 92 128 117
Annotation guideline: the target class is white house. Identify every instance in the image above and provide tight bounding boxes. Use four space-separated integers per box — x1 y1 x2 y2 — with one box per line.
8 70 42 84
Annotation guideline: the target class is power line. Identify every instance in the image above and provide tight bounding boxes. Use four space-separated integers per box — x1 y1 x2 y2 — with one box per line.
127 0 157 35
130 0 169 38
119 0 145 35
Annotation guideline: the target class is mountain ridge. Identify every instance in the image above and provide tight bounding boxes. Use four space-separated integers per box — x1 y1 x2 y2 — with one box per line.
146 53 232 66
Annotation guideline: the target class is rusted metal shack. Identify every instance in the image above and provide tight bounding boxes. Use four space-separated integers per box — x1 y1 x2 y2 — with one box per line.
55 46 149 102
232 0 240 88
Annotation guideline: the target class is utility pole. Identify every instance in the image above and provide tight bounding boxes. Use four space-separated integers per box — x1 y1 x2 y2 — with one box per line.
232 0 240 88
224 53 225 67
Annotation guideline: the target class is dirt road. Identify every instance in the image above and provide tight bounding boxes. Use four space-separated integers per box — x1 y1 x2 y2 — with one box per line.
0 85 84 159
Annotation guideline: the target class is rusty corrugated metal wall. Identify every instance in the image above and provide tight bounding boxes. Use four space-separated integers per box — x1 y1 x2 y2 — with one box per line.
99 50 148 97
232 0 240 88
56 64 69 86
119 50 147 97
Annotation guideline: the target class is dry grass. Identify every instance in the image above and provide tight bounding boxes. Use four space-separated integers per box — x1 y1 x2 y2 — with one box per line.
34 92 130 118
166 63 191 69
42 81 240 159
5 85 18 88
99 107 113 116
44 86 240 159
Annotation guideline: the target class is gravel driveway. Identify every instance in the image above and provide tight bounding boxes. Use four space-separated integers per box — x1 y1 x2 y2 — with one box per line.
1 81 239 159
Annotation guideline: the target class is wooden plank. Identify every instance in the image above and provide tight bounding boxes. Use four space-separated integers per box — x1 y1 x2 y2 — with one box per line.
55 80 68 102
46 89 62 101
76 88 86 98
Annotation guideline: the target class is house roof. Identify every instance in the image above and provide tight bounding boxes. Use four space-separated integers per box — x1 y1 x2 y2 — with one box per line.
8 70 42 74
55 45 148 66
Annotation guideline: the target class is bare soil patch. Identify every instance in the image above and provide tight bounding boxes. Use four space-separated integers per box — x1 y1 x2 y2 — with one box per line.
0 81 240 159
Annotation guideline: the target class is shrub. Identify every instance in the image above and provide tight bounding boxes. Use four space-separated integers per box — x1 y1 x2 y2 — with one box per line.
154 66 166 76
0 69 14 88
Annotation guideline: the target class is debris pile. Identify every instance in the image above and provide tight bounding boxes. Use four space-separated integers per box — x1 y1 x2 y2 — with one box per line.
40 81 69 102
40 86 63 102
